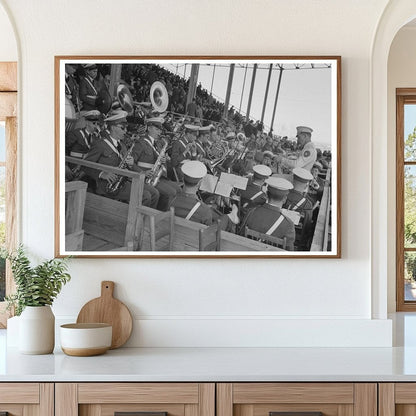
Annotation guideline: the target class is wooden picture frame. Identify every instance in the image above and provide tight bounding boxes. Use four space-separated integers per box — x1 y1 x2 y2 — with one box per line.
55 56 341 258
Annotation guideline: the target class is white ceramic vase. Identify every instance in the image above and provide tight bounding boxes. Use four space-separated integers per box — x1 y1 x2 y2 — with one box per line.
19 305 55 354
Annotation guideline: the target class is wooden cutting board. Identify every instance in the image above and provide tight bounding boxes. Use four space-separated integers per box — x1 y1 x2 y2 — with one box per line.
76 281 133 349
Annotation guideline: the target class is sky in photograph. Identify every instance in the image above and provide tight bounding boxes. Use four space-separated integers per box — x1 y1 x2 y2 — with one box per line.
161 62 333 149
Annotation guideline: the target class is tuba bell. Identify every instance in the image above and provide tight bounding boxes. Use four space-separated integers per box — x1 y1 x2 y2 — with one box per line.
150 81 169 113
117 84 135 114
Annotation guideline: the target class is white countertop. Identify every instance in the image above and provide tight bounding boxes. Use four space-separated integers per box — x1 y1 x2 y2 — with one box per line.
2 346 416 382
3 313 416 382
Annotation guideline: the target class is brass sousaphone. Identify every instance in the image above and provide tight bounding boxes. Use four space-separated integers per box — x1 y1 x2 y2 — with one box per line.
116 83 135 115
150 81 169 113
117 80 168 114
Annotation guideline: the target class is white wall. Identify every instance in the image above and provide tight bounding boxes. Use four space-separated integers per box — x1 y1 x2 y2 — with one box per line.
0 3 16 61
0 0 394 347
387 26 416 312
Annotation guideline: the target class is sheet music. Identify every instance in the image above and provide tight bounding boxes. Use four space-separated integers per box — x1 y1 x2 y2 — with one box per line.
281 208 301 226
219 173 248 190
214 182 233 197
199 174 218 193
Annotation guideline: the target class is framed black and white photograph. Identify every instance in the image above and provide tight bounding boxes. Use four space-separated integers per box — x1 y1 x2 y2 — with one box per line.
55 56 341 258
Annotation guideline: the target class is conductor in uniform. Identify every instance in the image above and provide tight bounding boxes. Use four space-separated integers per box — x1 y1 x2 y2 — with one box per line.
241 177 295 251
278 126 317 172
84 111 156 208
131 116 181 211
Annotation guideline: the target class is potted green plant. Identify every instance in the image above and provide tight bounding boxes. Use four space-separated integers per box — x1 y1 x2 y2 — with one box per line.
4 246 71 354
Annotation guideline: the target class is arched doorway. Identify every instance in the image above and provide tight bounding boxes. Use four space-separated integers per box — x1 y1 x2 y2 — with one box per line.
0 1 18 326
371 1 416 318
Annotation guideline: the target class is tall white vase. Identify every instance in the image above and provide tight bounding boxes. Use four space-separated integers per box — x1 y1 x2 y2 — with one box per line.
19 306 55 354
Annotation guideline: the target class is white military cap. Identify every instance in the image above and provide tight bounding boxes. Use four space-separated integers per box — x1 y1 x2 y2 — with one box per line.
225 132 236 140
253 164 272 179
84 110 101 121
296 125 313 135
292 167 313 183
181 160 207 184
184 124 199 132
265 177 293 198
146 116 164 127
262 150 274 158
104 110 128 124
199 125 212 133
313 161 323 171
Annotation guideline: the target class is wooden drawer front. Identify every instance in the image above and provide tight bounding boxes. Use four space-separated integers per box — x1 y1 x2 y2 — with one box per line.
78 383 200 404
57 383 215 416
233 384 354 404
80 403 185 416
395 383 416 403
0 383 53 416
237 403 346 416
0 383 39 403
218 384 376 416
379 383 416 416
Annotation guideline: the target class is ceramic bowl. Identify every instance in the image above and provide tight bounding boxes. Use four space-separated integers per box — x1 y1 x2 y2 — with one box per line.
60 323 112 356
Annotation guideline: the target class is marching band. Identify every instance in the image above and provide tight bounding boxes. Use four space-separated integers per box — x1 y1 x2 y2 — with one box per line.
65 63 332 252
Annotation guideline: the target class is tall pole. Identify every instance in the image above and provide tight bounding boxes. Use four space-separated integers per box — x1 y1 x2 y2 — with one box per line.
210 64 216 95
246 63 257 121
239 64 248 114
261 64 273 123
270 66 284 134
185 64 200 111
183 64 187 78
223 63 235 120
109 64 122 100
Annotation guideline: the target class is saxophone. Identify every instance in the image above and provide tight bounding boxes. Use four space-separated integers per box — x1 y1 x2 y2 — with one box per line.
105 142 136 196
146 138 169 187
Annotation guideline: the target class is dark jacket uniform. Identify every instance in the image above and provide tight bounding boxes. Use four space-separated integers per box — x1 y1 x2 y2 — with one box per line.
79 75 100 111
170 136 189 168
66 128 94 157
239 181 267 209
84 130 131 200
195 140 207 159
283 189 314 250
241 204 295 251
132 135 158 168
65 75 79 111
169 136 190 181
132 135 180 211
170 193 213 226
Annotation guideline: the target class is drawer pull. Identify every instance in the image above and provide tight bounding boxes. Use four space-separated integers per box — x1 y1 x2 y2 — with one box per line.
270 413 323 416
115 413 168 416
